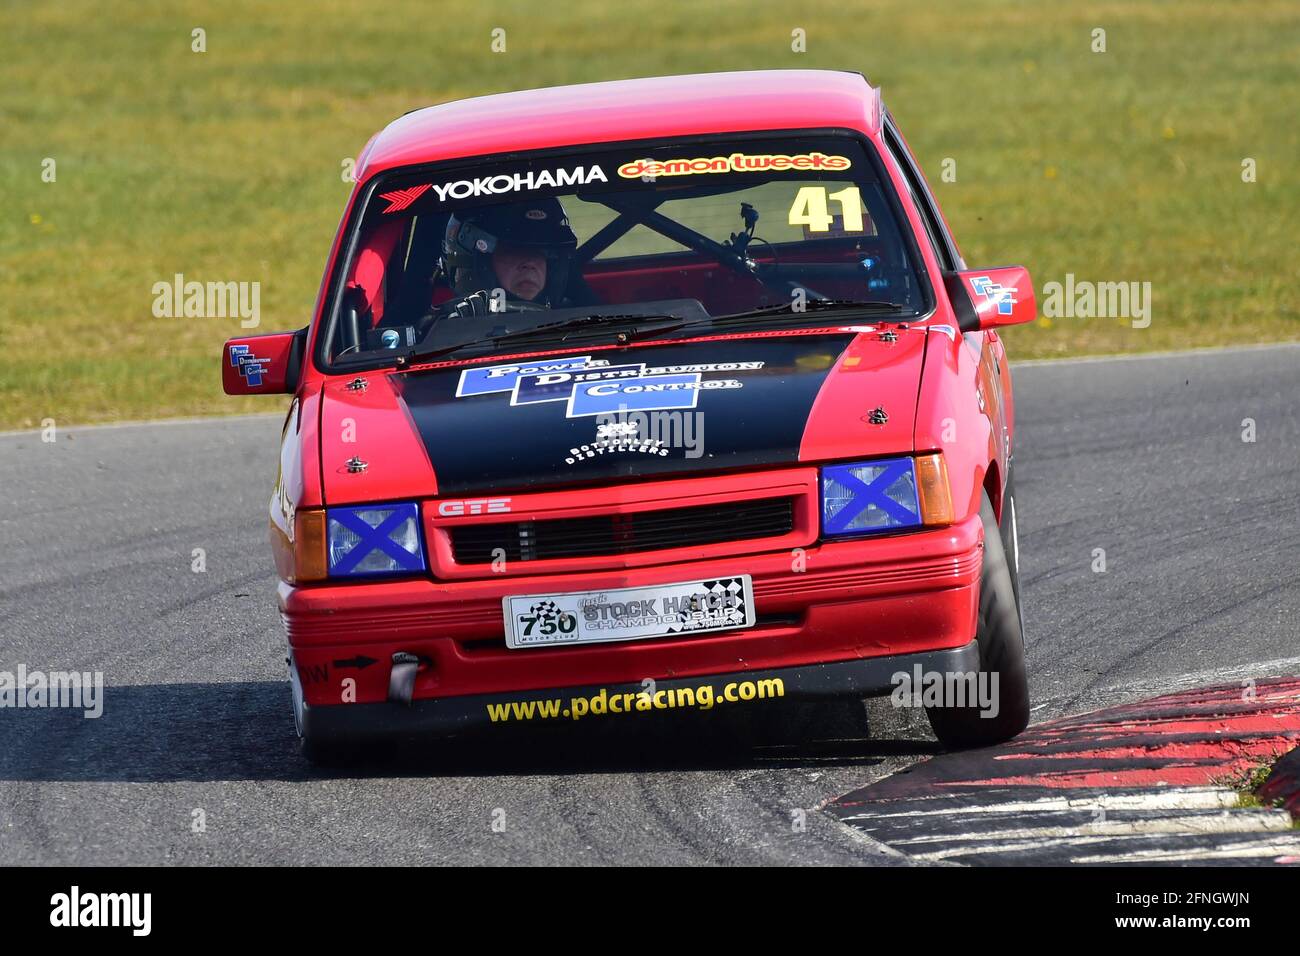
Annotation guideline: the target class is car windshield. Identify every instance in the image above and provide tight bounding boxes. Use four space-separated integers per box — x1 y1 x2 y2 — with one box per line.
321 133 928 367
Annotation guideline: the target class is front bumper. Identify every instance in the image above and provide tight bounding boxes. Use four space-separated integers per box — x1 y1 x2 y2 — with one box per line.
281 513 984 708
303 640 981 742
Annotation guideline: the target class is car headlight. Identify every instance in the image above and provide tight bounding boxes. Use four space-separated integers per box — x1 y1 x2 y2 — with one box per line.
821 454 953 536
327 503 426 577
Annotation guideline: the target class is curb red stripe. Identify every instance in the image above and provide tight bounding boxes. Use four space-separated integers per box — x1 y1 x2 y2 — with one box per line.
839 676 1300 798
828 677 1300 865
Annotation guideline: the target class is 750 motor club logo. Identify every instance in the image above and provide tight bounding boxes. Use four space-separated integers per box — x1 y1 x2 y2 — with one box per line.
454 354 765 417
519 600 579 640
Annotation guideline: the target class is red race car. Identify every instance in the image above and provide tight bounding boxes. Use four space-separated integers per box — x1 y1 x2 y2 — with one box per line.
224 70 1035 764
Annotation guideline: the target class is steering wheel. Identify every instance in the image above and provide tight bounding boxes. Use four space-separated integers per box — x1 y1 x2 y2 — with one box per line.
414 290 548 339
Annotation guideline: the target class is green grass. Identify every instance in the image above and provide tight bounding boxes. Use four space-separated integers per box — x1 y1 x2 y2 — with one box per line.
1214 751 1289 813
2 0 1297 427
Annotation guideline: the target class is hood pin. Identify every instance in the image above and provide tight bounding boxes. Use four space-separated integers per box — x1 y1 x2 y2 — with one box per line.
346 456 369 474
345 377 368 392
866 406 889 425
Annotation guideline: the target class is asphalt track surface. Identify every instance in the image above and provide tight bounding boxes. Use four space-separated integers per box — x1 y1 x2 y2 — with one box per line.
2 343 1298 865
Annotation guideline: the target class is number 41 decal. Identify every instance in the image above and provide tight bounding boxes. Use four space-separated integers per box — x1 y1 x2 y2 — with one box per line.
788 185 866 232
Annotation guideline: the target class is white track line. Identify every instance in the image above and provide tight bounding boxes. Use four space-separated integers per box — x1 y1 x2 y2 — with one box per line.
1072 841 1300 864
889 811 1293 845
840 788 1241 821
1011 339 1300 368
0 411 284 439
912 831 1300 863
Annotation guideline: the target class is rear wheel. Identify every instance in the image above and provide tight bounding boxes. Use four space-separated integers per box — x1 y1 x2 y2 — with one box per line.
925 488 1030 748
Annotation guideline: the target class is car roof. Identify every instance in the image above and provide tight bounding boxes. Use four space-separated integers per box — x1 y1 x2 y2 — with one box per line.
356 70 881 182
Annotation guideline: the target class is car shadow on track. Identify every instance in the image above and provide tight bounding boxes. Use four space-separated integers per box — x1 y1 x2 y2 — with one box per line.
0 680 942 783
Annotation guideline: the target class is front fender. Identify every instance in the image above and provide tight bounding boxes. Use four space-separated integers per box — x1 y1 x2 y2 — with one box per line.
913 331 1001 522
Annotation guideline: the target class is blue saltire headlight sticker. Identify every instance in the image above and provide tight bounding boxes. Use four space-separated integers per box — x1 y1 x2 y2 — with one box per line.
327 503 426 576
821 458 921 535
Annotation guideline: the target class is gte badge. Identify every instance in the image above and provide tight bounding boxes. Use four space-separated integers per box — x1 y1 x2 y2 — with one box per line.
228 344 268 386
437 497 512 517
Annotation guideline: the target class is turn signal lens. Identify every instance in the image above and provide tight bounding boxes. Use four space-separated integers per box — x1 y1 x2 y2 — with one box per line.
293 509 329 583
915 453 955 526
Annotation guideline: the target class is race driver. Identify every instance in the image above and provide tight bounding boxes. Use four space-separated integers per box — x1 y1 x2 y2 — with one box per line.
439 197 580 317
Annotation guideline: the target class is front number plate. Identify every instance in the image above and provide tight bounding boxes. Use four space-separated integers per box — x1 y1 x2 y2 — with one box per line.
503 575 755 649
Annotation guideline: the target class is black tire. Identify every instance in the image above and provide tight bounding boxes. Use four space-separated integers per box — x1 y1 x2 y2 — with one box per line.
1000 463 1023 621
289 660 365 767
300 724 364 768
925 489 1030 748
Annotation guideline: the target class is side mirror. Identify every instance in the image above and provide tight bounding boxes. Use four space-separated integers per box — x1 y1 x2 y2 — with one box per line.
222 328 308 395
944 266 1036 333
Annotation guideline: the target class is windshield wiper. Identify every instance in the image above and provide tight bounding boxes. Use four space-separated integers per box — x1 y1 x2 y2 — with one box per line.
393 300 904 365
405 314 687 362
712 299 906 323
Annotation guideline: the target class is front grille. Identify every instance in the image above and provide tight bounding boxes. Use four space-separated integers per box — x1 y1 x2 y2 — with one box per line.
449 496 796 564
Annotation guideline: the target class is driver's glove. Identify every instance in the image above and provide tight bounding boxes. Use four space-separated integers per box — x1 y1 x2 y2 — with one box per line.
446 290 496 319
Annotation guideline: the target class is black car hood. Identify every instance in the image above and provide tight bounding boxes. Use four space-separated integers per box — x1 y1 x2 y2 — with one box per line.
393 334 856 494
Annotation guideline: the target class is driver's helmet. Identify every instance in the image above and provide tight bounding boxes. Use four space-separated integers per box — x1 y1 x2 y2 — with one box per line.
443 197 578 305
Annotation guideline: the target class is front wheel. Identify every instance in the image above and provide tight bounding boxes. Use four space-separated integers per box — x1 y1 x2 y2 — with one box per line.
925 490 1030 748
289 656 365 767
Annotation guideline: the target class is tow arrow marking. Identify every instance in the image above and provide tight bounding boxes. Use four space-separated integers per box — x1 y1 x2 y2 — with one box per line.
333 656 378 670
